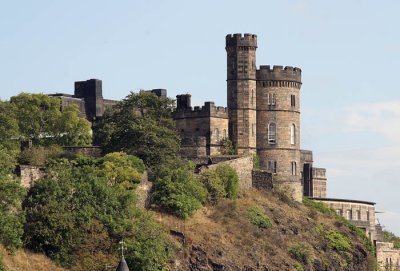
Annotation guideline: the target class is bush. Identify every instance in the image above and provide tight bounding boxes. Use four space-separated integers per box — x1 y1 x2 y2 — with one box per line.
289 243 314 265
215 164 239 199
18 145 63 166
152 160 207 219
219 138 236 155
247 206 272 229
199 170 226 204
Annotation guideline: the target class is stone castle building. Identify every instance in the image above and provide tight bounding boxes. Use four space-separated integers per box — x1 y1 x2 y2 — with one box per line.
40 33 393 270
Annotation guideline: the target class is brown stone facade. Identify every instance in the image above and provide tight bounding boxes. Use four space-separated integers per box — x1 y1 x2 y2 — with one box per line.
312 198 380 243
376 242 400 271
173 98 228 156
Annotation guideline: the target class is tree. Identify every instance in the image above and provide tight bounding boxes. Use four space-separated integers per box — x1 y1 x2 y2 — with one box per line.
10 93 91 146
94 91 180 168
23 155 171 270
0 167 26 253
0 101 19 154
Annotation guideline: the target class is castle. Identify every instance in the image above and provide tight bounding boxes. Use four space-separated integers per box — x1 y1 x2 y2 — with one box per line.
45 33 396 270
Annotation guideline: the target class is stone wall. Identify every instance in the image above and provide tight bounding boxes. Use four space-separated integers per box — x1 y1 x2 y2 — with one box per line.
252 170 273 190
63 146 103 158
376 242 400 271
17 165 44 188
312 167 327 198
207 155 253 190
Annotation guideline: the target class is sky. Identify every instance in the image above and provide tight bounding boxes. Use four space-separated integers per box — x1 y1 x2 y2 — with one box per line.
1 0 400 234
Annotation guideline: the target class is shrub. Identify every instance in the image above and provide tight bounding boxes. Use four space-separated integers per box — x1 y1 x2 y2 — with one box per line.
199 170 226 204
289 243 314 265
219 138 236 155
247 206 272 229
215 164 239 199
152 160 207 219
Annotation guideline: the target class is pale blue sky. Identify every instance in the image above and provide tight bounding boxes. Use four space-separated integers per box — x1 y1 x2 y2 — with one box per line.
1 1 400 234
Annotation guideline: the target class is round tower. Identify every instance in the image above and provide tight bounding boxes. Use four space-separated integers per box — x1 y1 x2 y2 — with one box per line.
256 65 302 200
226 33 257 155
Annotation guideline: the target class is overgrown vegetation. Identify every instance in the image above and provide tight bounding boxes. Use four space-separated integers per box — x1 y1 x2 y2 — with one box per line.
247 206 272 229
151 160 207 219
0 255 4 271
383 230 400 249
94 91 180 168
219 138 236 155
289 243 314 266
18 145 64 166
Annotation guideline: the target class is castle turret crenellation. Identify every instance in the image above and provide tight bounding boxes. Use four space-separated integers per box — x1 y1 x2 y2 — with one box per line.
225 33 257 48
257 65 302 84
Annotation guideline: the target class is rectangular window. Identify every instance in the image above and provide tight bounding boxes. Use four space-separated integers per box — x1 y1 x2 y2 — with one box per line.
291 95 295 108
336 209 342 216
291 161 297 176
356 210 361 220
267 161 277 173
346 210 352 220
267 93 276 106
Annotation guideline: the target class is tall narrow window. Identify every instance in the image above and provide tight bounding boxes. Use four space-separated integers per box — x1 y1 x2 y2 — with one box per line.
346 210 352 220
268 123 276 144
291 161 297 176
336 209 343 216
267 93 276 106
268 161 277 173
290 124 296 145
222 129 227 139
356 210 361 220
366 210 370 221
214 128 219 143
291 95 295 108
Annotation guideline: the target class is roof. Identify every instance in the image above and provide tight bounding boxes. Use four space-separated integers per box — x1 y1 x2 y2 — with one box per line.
310 197 375 206
116 257 130 271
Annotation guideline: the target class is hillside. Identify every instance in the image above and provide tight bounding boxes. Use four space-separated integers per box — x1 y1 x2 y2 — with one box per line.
0 246 68 271
159 189 376 271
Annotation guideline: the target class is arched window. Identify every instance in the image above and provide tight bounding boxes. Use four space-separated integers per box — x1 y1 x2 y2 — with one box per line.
290 124 296 145
214 128 219 143
222 129 227 139
355 210 361 220
268 123 276 144
346 210 352 220
291 161 297 176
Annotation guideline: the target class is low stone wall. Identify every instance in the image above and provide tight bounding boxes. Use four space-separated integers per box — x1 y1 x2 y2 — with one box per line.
16 165 44 188
63 146 102 158
376 242 400 270
252 170 273 190
207 155 253 190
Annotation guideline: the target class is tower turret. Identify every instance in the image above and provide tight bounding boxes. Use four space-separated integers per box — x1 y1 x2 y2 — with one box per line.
256 65 303 201
226 33 258 155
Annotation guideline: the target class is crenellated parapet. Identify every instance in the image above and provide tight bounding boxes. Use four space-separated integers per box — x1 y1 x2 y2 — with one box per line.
172 101 228 120
225 33 257 50
257 65 302 86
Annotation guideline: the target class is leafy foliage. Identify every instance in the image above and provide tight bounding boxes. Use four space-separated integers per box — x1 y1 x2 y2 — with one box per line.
247 206 272 229
152 160 207 219
0 254 4 271
94 91 180 168
10 93 91 146
383 230 400 249
200 164 239 203
23 154 170 270
0 101 19 153
0 174 26 253
219 138 236 155
100 152 144 189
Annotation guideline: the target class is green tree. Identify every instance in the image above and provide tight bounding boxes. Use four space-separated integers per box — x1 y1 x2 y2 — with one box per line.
152 160 207 219
0 101 19 153
23 156 170 270
100 152 145 189
215 164 239 199
94 91 180 168
10 93 91 146
0 171 26 253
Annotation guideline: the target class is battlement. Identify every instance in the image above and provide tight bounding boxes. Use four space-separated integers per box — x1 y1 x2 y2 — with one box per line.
226 33 257 48
312 167 326 179
173 100 228 119
257 65 302 83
